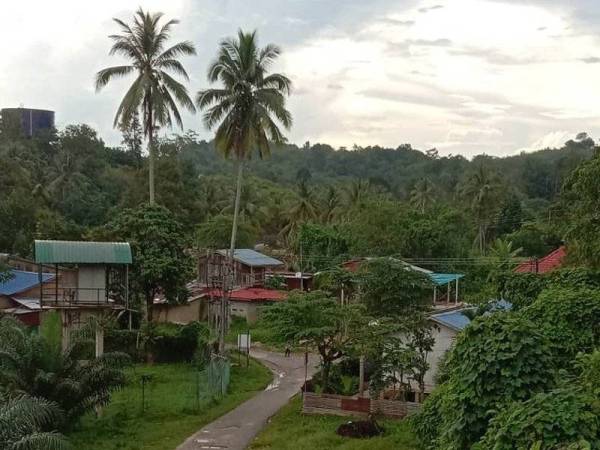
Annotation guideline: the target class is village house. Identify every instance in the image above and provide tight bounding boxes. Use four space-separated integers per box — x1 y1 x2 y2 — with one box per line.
198 248 285 288
515 245 566 274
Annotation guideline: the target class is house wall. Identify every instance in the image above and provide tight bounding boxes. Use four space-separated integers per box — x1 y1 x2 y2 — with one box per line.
0 295 12 309
394 323 458 393
154 300 205 325
424 324 457 389
77 265 106 303
229 301 261 323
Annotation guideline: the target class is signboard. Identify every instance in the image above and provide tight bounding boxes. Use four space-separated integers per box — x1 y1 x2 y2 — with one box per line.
238 333 251 351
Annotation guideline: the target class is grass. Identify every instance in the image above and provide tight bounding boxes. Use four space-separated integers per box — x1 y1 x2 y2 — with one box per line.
68 357 272 450
250 396 420 450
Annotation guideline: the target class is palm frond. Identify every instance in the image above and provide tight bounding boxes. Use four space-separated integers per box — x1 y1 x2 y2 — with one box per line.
95 65 134 91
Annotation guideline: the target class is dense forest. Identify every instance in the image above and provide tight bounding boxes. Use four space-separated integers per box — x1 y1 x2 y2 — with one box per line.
1 117 598 282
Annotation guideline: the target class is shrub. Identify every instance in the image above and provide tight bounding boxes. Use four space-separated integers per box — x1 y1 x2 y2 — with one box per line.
523 287 600 361
148 322 210 363
430 314 555 450
410 384 448 450
477 389 600 450
105 329 141 361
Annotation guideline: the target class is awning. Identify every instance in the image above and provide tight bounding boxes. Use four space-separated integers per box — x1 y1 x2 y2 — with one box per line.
429 273 464 286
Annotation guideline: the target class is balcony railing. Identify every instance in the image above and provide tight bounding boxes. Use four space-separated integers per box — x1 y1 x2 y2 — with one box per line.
40 287 124 307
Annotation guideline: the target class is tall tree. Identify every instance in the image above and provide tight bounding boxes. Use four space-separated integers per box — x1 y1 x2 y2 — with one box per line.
410 178 435 214
196 29 292 353
95 8 196 204
460 165 502 253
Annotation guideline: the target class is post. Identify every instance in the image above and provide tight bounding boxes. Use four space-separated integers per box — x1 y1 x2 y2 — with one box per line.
55 264 58 305
38 264 43 310
340 286 345 306
126 265 131 330
447 282 450 304
95 325 104 358
359 355 365 397
303 343 308 398
433 286 437 304
455 279 459 303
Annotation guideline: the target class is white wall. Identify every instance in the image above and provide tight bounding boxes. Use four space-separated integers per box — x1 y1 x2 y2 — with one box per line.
77 265 106 303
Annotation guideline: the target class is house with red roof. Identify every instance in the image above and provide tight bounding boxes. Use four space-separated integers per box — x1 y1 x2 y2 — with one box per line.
514 246 566 274
207 287 287 323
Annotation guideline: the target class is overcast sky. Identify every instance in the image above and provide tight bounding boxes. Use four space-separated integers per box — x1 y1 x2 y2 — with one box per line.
2 0 600 156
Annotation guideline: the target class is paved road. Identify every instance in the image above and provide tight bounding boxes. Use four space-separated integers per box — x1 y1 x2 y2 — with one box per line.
177 348 319 450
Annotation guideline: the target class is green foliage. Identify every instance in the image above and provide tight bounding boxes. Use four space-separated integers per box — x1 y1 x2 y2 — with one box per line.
498 272 547 310
148 322 211 363
296 223 349 271
359 257 433 316
410 384 448 450
0 393 69 450
105 203 192 319
261 291 369 392
0 317 129 427
413 313 556 450
477 389 600 450
562 152 600 268
523 287 600 360
197 214 257 249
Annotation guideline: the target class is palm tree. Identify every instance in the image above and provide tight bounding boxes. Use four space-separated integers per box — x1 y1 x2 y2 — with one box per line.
460 166 502 253
0 393 68 450
95 8 196 204
281 180 317 241
322 185 341 223
410 178 435 214
346 179 371 209
196 30 292 353
0 317 129 424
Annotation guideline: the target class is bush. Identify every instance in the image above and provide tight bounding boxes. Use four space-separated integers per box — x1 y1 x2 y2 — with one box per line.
148 322 210 363
106 329 141 361
523 287 600 361
498 272 545 310
411 384 448 450
477 389 600 450
416 313 556 450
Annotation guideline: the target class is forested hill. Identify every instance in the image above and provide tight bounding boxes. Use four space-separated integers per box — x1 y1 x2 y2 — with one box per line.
0 119 597 260
179 133 596 200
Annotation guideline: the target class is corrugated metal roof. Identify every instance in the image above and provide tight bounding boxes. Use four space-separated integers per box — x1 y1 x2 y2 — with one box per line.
217 249 283 267
0 270 54 295
430 309 473 331
430 300 513 331
35 240 132 264
429 273 464 286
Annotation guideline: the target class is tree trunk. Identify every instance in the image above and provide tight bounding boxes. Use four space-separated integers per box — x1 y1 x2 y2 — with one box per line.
359 355 365 397
219 160 244 354
322 359 331 393
148 119 155 205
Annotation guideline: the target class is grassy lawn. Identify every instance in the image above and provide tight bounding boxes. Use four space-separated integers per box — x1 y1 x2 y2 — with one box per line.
250 396 420 450
68 357 272 450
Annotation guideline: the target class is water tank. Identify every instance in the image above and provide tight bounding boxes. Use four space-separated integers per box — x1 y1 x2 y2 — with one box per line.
1 107 55 137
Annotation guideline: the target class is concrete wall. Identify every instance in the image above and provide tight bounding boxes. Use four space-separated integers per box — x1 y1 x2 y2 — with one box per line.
154 300 204 325
229 301 261 323
394 323 458 393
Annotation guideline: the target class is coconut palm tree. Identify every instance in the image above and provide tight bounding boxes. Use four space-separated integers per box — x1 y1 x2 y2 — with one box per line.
196 29 292 353
460 166 502 253
410 178 435 214
322 185 341 223
95 8 196 204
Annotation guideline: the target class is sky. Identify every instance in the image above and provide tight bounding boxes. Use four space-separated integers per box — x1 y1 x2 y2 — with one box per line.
1 0 600 157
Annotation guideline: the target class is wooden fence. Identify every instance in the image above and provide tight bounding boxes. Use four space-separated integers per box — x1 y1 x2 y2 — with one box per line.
302 392 420 419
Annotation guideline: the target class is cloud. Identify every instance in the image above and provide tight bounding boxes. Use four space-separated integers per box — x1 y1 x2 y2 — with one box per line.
517 130 575 152
418 5 444 13
378 17 415 26
581 56 600 63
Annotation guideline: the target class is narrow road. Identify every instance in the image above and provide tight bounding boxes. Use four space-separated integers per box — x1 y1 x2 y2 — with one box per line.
177 348 319 450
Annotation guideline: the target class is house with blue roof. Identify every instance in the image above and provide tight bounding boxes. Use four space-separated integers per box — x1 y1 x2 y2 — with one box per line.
0 269 56 326
198 248 284 289
407 300 512 394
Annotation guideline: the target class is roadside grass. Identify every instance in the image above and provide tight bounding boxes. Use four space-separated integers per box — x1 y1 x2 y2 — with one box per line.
68 357 272 450
250 396 420 450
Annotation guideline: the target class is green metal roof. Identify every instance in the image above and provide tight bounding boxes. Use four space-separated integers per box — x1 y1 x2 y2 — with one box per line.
35 240 132 264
